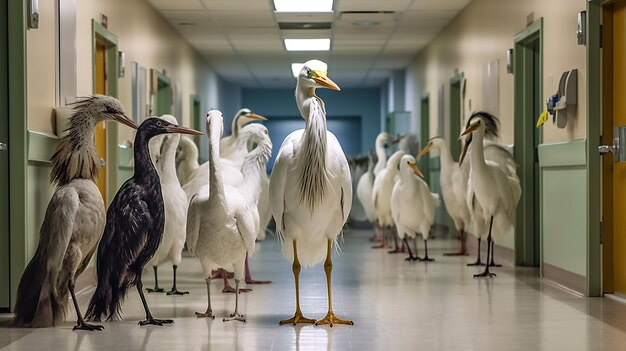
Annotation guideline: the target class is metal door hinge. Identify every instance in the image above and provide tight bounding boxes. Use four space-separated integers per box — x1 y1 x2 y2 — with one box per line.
0 142 7 151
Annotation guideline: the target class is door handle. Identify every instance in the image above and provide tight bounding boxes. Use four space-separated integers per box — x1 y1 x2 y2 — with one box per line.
601 126 626 162
98 158 105 167
0 142 6 151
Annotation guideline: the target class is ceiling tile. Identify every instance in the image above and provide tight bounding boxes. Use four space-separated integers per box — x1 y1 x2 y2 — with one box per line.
409 0 472 11
210 11 276 28
200 0 271 11
337 0 412 12
147 0 204 11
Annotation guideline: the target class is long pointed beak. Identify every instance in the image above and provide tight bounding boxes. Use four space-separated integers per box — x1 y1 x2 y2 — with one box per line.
409 163 424 178
385 138 401 147
117 114 139 129
165 125 203 135
460 123 479 137
313 75 341 91
383 133 393 139
458 137 471 166
249 113 267 121
417 144 431 159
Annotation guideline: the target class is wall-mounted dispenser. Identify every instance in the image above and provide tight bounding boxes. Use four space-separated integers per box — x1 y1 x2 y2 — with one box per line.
577 11 586 46
554 69 577 128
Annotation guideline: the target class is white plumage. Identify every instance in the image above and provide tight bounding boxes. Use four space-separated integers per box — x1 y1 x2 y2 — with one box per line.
391 155 440 261
371 150 405 250
418 137 471 256
356 133 392 225
175 136 199 186
145 114 189 295
187 110 271 322
460 112 521 277
269 59 352 327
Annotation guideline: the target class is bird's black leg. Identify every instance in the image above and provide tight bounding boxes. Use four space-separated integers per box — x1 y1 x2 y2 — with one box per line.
167 265 189 295
147 266 165 293
69 281 104 331
420 239 434 262
467 238 485 266
488 241 502 267
137 277 174 326
474 217 496 278
403 238 418 261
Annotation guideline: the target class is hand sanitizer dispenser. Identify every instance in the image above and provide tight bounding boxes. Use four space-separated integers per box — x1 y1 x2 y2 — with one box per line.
554 69 577 128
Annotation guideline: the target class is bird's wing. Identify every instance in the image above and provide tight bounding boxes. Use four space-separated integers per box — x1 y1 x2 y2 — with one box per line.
327 132 353 222
38 187 80 281
269 131 300 239
484 142 517 178
186 186 208 256
97 180 152 278
234 210 257 254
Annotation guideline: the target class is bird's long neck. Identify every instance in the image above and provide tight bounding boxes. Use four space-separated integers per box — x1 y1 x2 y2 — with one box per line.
133 131 159 184
240 141 271 205
437 142 454 173
208 125 227 211
374 140 387 173
469 129 488 173
230 115 241 138
159 135 180 184
185 140 200 169
296 84 328 210
50 112 100 186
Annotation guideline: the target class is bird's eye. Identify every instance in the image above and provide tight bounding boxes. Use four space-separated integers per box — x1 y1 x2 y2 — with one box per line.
264 129 268 134
306 69 313 78
156 121 163 127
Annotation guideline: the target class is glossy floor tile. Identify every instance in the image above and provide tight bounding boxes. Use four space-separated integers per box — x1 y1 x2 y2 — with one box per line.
2 229 626 350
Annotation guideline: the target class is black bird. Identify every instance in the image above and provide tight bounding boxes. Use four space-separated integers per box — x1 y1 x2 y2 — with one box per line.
85 117 202 326
12 95 137 330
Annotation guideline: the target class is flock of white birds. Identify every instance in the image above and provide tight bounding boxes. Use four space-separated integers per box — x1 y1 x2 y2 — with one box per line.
356 110 521 278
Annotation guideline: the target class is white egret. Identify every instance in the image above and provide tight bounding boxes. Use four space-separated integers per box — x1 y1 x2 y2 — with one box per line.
220 108 267 163
270 60 352 327
356 132 393 242
391 155 440 261
12 96 137 330
371 150 405 251
459 112 521 277
417 137 471 256
175 136 199 186
187 110 271 322
146 115 189 295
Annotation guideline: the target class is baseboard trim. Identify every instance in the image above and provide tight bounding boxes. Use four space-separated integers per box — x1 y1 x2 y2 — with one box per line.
466 237 515 267
543 263 586 295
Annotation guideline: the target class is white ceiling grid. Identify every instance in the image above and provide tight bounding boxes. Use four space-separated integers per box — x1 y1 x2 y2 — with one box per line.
149 0 472 88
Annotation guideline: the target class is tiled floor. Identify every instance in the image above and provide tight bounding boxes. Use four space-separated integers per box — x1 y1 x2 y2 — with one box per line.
3 229 626 350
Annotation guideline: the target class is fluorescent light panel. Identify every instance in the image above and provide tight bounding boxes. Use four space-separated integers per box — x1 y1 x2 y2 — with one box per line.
284 39 330 51
273 0 333 12
291 63 304 77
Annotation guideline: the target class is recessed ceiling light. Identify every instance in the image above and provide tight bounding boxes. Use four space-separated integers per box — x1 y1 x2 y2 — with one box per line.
273 0 333 12
284 39 330 51
291 63 304 77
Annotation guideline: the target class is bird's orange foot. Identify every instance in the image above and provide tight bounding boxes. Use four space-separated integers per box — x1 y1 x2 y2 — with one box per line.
73 321 104 331
195 311 215 320
315 311 353 327
279 311 316 325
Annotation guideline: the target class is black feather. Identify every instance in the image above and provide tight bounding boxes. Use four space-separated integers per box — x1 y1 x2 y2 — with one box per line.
85 118 174 322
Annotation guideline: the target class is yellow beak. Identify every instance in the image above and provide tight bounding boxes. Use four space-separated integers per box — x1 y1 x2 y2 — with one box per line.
460 121 480 137
313 75 340 91
417 144 432 159
248 113 267 121
409 163 424 178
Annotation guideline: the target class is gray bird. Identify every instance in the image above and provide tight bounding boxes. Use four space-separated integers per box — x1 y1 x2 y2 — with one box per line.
12 95 137 330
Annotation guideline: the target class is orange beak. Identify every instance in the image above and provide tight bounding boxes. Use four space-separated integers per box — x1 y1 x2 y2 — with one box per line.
248 113 267 121
409 163 424 178
417 144 432 159
116 114 139 129
313 75 341 91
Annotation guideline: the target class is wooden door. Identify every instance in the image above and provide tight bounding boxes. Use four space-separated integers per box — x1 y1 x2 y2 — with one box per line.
95 42 107 202
602 0 626 294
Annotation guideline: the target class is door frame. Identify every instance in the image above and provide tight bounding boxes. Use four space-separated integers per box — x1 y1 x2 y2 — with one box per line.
190 94 201 148
91 20 119 204
420 94 430 184
6 0 28 311
513 18 543 267
587 0 607 297
448 73 464 161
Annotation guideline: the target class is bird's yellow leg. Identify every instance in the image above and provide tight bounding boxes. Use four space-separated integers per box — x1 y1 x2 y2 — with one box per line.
315 240 354 327
280 240 315 325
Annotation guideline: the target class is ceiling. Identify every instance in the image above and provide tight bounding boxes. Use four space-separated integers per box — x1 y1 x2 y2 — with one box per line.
147 0 472 88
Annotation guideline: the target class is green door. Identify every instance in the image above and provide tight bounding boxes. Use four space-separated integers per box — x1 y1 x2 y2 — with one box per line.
420 95 430 184
155 73 172 116
0 0 10 311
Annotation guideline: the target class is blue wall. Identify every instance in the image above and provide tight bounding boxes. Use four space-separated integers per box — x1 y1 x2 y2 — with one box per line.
241 87 382 156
